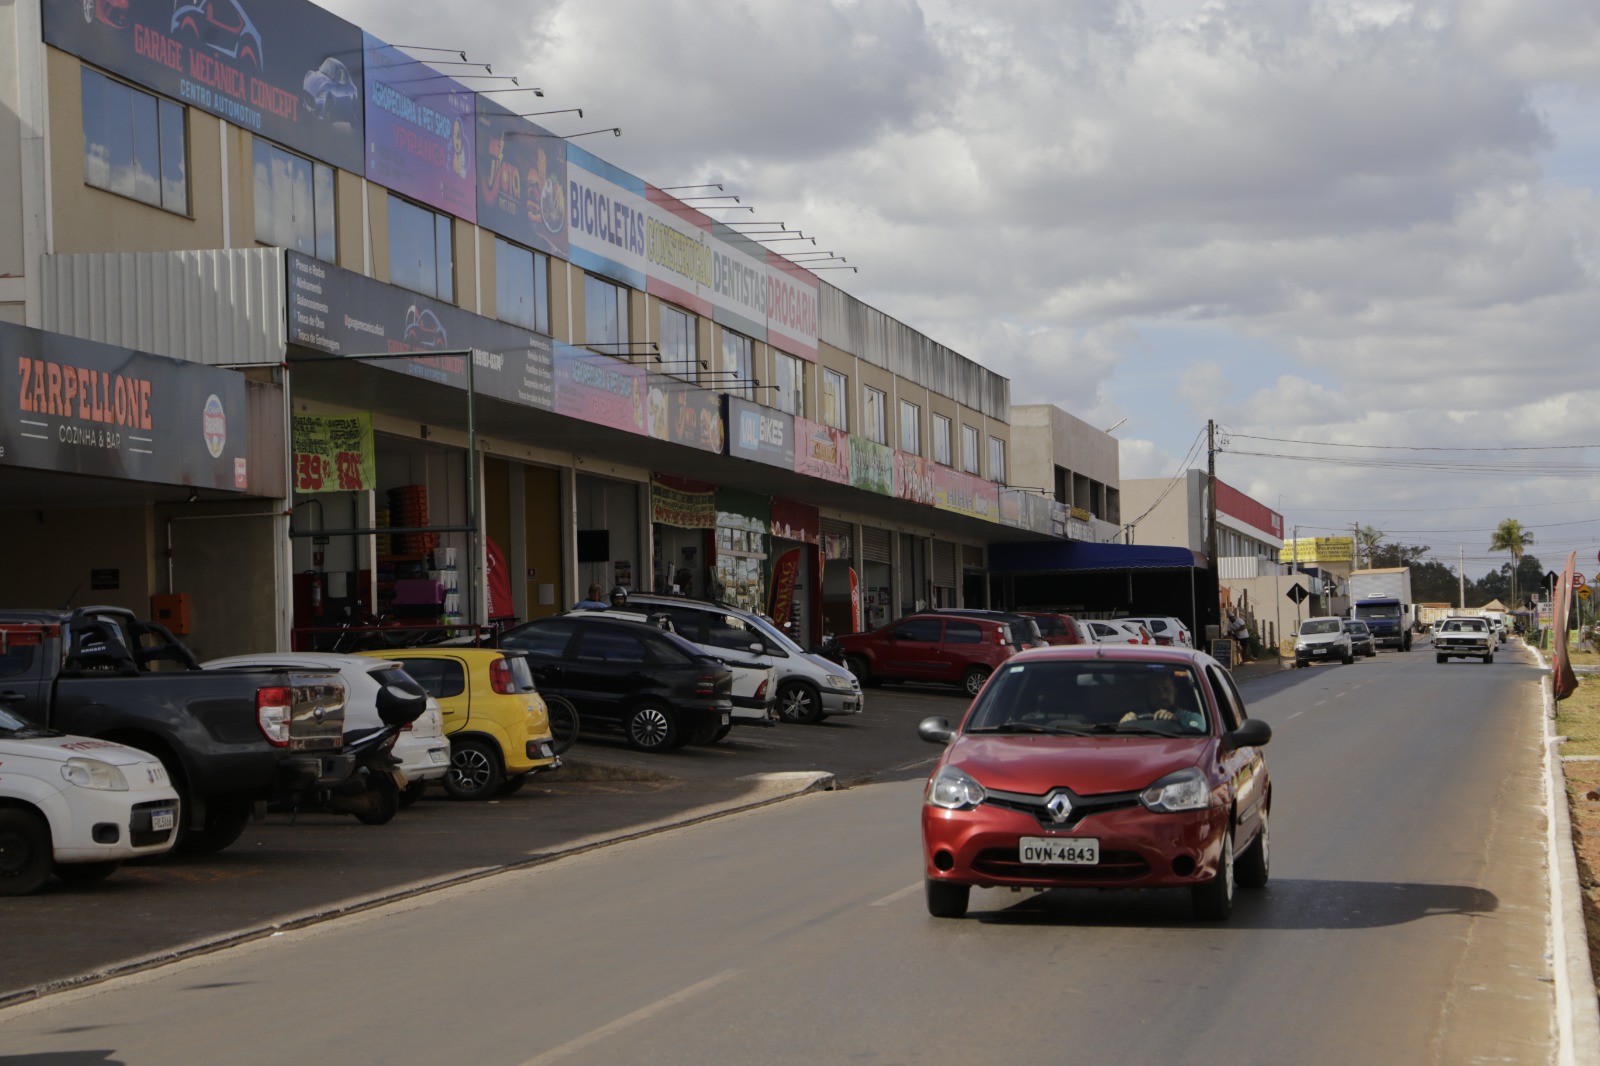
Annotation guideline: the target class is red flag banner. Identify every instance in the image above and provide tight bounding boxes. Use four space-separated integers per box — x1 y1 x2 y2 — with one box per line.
1554 550 1578 700
769 548 801 628
848 568 861 633
485 536 515 622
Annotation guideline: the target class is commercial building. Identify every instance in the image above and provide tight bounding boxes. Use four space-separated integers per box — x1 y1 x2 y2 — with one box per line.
0 0 1072 657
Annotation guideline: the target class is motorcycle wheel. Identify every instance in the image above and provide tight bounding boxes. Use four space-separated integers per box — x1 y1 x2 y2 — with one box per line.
354 771 401 825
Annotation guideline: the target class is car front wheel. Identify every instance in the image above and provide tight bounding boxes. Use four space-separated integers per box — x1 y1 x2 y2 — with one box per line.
1236 811 1269 888
1192 827 1235 920
1436 653 1447 664
0 810 53 897
777 681 824 724
925 878 970 918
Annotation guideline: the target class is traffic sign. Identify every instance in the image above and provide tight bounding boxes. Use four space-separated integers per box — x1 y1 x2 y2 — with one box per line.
1286 584 1309 604
1580 586 1592 601
1577 573 1587 586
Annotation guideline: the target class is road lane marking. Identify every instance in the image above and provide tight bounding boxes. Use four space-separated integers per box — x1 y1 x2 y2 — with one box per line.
1288 711 1304 719
871 882 923 907
521 969 742 1066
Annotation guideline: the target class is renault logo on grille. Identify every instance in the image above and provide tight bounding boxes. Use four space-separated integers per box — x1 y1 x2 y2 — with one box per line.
1045 792 1073 823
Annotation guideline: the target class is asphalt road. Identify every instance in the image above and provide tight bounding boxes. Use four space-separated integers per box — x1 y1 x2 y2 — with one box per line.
0 639 1555 1064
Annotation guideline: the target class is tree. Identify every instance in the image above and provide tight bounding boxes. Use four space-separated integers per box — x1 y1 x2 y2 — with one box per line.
1489 519 1535 606
1354 525 1385 569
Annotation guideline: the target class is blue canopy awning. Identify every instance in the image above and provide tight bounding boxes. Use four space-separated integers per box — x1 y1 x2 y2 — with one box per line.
988 541 1205 573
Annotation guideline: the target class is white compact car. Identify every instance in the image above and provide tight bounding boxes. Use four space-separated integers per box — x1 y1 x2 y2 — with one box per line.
203 653 450 800
0 702 181 895
1077 619 1151 645
1293 617 1355 667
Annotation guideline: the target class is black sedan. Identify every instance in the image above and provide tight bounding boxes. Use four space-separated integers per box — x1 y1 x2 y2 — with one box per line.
1345 619 1378 657
500 616 733 752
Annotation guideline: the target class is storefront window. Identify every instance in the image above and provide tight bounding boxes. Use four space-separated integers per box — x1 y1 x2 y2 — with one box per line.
864 387 887 444
585 274 631 351
773 351 805 417
495 239 550 333
822 368 848 430
660 304 697 372
253 140 335 262
389 194 453 300
81 67 187 215
933 413 952 466
721 330 754 399
712 511 768 614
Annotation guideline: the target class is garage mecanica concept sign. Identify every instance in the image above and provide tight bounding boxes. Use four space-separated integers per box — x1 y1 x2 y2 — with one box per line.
0 322 249 491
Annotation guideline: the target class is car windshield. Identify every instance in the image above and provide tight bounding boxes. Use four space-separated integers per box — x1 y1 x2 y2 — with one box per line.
964 660 1210 737
1301 620 1342 635
1442 619 1484 632
1355 604 1400 619
1347 623 1369 635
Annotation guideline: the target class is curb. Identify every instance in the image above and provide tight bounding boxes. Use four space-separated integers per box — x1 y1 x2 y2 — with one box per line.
1532 646 1600 1065
0 770 836 1012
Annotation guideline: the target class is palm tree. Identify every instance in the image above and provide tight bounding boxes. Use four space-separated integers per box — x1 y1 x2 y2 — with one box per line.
1489 519 1534 607
1355 525 1385 569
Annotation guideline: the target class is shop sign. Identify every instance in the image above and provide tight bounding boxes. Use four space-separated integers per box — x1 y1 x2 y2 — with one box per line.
362 33 476 220
566 145 649 291
848 436 894 496
999 489 1024 528
651 478 717 529
1067 517 1095 541
1 321 248 491
771 498 819 544
640 369 725 453
475 98 568 259
707 224 769 341
291 412 374 493
769 548 801 627
793 416 850 484
726 397 794 469
894 451 934 505
933 465 999 522
766 258 818 362
43 0 366 174
645 188 715 318
1280 536 1353 564
1070 505 1091 521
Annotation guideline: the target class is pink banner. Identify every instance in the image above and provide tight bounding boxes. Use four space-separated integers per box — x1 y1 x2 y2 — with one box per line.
894 451 935 505
794 416 850 484
933 465 1000 522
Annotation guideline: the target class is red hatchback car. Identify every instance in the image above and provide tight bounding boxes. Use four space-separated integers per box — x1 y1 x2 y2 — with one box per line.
837 614 1014 697
1018 611 1082 647
917 645 1271 920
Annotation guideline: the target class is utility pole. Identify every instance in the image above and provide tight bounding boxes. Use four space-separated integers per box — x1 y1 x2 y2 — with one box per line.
1459 545 1465 609
1292 523 1302 631
1206 419 1219 569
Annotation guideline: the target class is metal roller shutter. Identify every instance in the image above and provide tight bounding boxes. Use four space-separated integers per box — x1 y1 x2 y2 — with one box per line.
933 541 957 587
861 526 892 564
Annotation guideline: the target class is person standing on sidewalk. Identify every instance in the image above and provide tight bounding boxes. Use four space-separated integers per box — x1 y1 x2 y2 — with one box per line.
1229 612 1252 663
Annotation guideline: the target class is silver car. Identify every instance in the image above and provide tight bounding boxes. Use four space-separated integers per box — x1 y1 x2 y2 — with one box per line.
627 594 864 724
1293 617 1354 667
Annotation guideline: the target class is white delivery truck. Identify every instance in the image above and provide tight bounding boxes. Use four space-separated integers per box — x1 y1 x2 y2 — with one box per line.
1349 567 1414 651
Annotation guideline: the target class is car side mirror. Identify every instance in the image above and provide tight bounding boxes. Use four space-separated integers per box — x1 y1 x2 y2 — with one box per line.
1222 718 1272 752
918 716 955 745
750 641 765 654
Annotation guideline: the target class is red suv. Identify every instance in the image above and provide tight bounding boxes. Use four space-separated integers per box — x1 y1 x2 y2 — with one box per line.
917 645 1272 920
837 614 1014 696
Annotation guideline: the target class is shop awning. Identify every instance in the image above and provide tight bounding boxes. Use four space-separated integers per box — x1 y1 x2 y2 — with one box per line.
988 541 1206 573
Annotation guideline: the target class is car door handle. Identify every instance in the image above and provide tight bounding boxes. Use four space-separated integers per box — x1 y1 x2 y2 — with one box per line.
0 691 23 701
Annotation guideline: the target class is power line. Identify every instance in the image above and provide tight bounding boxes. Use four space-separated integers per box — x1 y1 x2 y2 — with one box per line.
1230 433 1600 452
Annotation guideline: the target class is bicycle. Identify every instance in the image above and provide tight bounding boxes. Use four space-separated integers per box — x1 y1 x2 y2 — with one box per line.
542 694 580 756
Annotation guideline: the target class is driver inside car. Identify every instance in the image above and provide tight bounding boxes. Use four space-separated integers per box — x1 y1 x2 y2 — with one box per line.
1120 670 1205 732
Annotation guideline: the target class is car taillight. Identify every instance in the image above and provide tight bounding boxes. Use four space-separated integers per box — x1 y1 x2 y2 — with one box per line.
256 686 292 747
996 628 1007 646
755 678 768 700
695 673 716 696
490 657 514 694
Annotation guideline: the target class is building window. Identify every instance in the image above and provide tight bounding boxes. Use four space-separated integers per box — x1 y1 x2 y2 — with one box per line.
253 140 334 262
659 304 697 372
584 274 631 351
899 400 921 456
988 436 1007 484
81 67 187 214
863 388 887 444
721 329 754 400
388 194 453 300
962 424 980 474
933 414 952 466
495 239 549 334
822 368 848 431
772 351 805 417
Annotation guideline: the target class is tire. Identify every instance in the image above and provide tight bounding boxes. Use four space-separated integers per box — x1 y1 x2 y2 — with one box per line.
925 878 970 918
845 655 877 688
443 737 504 800
688 720 732 746
495 773 529 798
55 860 121 884
0 809 54 897
399 780 428 808
1342 651 1354 665
1191 827 1235 920
543 695 580 757
624 702 679 753
353 771 401 825
176 797 252 856
1436 653 1447 664
776 681 824 724
1236 811 1270 889
961 666 991 697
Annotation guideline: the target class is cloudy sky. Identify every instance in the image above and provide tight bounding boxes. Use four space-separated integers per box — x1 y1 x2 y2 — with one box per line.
323 0 1600 578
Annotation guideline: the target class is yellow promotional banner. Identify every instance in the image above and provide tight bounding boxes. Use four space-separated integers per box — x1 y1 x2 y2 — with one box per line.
1281 536 1353 564
292 412 375 494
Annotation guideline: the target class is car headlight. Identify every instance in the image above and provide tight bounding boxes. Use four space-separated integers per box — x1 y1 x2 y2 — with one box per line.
60 757 129 792
825 674 854 689
925 766 986 810
1140 767 1210 813
1295 642 1309 652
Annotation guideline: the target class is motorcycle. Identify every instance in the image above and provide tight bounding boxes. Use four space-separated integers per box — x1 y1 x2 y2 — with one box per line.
811 633 846 667
305 683 428 826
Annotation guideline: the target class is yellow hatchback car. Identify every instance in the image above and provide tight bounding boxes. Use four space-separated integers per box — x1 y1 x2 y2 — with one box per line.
359 648 558 800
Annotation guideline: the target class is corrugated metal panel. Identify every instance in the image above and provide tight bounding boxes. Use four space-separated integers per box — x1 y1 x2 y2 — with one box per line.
932 540 957 586
246 379 287 499
819 284 1010 421
42 249 286 366
861 525 892 564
